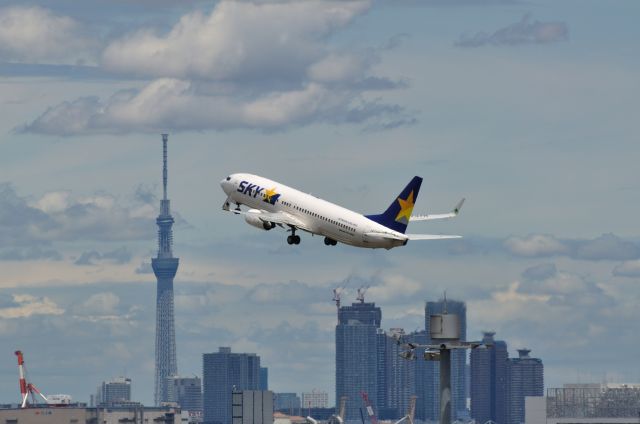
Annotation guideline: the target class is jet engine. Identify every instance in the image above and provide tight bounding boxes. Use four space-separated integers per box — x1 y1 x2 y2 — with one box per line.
244 210 275 230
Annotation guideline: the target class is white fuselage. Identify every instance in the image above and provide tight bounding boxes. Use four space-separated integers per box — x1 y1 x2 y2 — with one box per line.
221 173 409 249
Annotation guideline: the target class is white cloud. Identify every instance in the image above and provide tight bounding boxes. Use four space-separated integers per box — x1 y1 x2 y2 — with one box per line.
0 294 64 318
102 0 371 81
504 234 568 257
22 78 410 135
0 6 94 64
75 292 121 316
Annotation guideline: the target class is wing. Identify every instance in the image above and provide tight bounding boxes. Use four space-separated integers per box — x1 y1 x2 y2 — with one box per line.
411 198 465 221
226 208 314 232
406 234 462 240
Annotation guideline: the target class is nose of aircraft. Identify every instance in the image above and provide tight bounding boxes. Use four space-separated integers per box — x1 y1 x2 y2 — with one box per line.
220 175 233 194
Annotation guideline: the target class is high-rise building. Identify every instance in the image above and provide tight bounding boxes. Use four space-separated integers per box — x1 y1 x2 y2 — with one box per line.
167 376 203 415
153 134 179 405
96 377 131 406
470 332 508 424
378 329 416 419
507 349 543 424
203 347 261 424
406 330 429 422
274 393 301 414
260 367 269 391
423 299 468 421
335 301 381 421
301 390 329 409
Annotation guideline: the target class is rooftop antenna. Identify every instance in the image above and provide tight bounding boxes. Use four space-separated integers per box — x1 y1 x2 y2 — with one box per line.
162 133 168 201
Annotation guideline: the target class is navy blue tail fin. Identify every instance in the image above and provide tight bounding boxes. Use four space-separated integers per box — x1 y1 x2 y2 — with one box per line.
365 176 422 234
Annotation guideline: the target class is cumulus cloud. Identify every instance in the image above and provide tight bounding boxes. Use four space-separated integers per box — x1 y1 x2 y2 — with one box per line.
573 233 640 261
74 247 132 266
504 234 568 257
613 260 640 278
521 262 557 281
455 13 568 48
0 6 94 64
102 0 370 81
0 183 156 250
505 233 640 261
0 294 64 319
21 78 412 135
20 0 412 135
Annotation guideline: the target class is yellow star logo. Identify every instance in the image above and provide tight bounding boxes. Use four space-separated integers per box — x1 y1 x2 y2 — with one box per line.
395 190 415 223
264 187 278 203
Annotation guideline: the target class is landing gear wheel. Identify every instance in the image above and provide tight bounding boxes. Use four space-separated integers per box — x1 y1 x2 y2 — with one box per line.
294 235 301 244
324 237 337 246
287 235 294 245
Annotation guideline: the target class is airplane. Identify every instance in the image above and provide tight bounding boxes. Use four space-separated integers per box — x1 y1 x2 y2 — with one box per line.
220 173 464 250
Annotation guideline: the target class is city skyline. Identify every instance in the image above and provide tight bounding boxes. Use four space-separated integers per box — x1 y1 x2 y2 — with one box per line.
1 0 640 408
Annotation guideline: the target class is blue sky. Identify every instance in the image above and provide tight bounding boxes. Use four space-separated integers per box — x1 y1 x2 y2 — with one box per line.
1 0 639 406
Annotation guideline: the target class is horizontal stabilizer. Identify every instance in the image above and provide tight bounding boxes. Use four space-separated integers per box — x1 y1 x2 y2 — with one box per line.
410 198 465 221
406 234 462 240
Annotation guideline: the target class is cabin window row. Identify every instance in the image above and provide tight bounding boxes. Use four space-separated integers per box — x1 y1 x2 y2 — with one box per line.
286 203 355 233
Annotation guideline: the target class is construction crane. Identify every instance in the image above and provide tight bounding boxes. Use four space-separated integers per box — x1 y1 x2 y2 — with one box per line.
328 396 348 424
393 396 417 424
356 285 369 303
360 392 378 424
15 350 49 408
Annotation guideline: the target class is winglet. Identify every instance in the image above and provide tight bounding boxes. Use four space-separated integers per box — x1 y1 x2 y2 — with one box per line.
453 198 465 215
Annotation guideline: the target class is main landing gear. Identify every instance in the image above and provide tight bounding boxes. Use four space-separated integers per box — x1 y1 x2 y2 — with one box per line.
324 237 337 246
287 227 301 245
287 234 301 245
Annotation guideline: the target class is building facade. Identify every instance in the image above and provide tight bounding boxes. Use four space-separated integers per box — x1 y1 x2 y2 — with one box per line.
153 134 180 405
383 329 416 419
167 375 203 416
97 377 131 406
260 367 269 391
232 391 274 424
470 332 508 424
203 347 261 424
507 349 543 424
335 301 381 421
274 393 301 414
301 390 328 409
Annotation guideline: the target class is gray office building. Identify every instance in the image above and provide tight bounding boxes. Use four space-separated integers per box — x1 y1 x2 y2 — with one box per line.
471 332 508 424
507 349 543 424
335 301 381 421
167 376 203 414
274 393 301 414
96 377 131 406
203 347 261 424
423 299 468 421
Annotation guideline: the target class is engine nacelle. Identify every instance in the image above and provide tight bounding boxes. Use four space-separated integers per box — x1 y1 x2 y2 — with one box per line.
244 210 274 230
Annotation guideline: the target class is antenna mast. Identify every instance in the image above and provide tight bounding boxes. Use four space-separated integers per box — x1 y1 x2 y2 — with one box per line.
162 134 168 201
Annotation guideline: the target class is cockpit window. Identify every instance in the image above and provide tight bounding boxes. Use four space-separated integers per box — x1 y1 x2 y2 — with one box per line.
226 176 231 181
